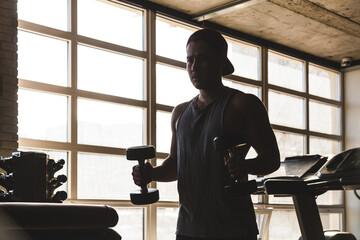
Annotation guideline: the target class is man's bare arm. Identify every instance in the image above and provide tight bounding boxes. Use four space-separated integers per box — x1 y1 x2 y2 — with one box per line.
151 103 187 182
225 93 280 178
243 94 280 176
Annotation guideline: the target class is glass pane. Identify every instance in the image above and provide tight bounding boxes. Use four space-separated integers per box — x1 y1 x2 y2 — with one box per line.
156 18 195 62
269 91 305 129
18 0 68 31
112 208 143 240
78 0 144 50
269 195 293 204
157 207 178 240
18 31 68 86
156 159 178 201
309 137 340 156
268 210 301 240
268 51 304 92
78 45 144 100
78 99 145 148
309 101 340 135
223 80 261 98
156 64 198 106
309 65 340 100
317 191 342 205
320 212 342 231
77 153 138 200
18 89 68 142
227 39 260 80
274 131 305 161
17 148 69 194
156 111 172 154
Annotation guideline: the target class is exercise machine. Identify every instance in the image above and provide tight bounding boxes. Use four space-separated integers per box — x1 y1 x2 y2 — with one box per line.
257 148 360 240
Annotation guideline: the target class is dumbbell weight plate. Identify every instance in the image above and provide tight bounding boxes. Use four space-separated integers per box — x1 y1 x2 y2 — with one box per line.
225 180 258 198
126 145 155 160
130 188 159 205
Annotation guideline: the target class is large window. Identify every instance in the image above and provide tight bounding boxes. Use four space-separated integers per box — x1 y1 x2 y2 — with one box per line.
17 1 344 240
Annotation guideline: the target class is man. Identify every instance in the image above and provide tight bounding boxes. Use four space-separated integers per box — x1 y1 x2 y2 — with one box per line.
132 28 280 240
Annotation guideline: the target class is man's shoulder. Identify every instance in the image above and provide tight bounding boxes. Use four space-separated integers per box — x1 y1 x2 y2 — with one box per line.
229 90 261 109
172 102 190 120
173 102 189 113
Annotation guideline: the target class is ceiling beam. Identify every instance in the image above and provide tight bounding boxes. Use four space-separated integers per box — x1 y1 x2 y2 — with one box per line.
269 0 360 38
192 0 266 21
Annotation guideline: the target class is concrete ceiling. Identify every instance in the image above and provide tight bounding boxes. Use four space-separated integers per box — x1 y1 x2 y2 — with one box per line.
148 0 360 66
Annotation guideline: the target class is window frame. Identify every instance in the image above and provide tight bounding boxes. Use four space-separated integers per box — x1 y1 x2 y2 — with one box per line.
17 0 345 239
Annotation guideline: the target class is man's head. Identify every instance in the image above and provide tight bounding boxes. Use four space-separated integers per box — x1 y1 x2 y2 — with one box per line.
186 29 234 90
186 29 234 76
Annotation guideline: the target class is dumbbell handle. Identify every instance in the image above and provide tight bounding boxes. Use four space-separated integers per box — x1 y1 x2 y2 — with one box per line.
137 159 149 194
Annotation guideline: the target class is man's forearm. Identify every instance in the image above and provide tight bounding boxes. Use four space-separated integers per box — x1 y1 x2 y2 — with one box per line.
152 156 178 182
248 148 280 176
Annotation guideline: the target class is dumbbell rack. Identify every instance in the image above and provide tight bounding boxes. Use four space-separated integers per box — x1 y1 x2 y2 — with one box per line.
0 151 67 202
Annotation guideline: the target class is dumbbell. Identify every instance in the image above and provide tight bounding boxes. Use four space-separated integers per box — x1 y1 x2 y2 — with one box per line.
213 136 258 198
126 145 159 205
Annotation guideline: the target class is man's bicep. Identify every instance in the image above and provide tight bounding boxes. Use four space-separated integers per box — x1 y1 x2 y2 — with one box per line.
244 96 277 152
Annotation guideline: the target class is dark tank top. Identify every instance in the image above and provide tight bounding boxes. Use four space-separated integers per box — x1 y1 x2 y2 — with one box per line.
176 87 258 238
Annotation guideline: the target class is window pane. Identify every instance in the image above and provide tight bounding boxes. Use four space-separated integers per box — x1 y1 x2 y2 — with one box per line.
156 64 198 106
112 208 143 240
156 18 195 62
268 51 304 92
309 101 340 135
157 159 178 201
78 99 145 148
274 131 305 161
157 207 178 240
269 210 301 239
77 153 137 200
78 45 145 100
223 80 261 98
309 137 340 156
18 31 68 86
269 195 293 204
317 191 342 205
320 212 342 231
18 89 68 142
18 0 68 31
156 111 172 153
78 0 144 50
309 65 340 100
269 91 305 129
227 40 260 80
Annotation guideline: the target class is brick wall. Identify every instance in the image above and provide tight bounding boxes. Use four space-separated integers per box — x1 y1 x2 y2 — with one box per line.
0 0 18 157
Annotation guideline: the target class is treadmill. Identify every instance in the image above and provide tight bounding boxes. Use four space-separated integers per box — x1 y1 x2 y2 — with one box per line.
257 147 360 240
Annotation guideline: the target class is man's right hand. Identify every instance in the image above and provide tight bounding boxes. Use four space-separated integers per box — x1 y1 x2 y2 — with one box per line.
132 162 153 186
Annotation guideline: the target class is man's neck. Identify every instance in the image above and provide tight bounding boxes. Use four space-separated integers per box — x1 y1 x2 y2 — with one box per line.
197 84 227 109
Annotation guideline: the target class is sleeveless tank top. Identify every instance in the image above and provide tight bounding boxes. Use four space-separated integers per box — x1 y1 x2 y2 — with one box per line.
176 87 258 238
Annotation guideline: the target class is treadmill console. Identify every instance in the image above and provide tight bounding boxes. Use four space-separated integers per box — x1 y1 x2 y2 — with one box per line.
318 147 360 179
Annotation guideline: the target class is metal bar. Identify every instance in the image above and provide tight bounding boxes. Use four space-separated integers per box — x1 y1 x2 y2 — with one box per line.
305 61 310 154
18 138 127 156
146 9 157 240
156 104 174 113
18 20 72 40
69 0 78 200
271 124 342 141
77 35 147 59
192 0 266 21
18 79 148 108
292 194 326 240
156 56 186 69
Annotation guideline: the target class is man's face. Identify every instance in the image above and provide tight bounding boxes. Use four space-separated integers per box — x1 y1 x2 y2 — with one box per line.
186 40 225 90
